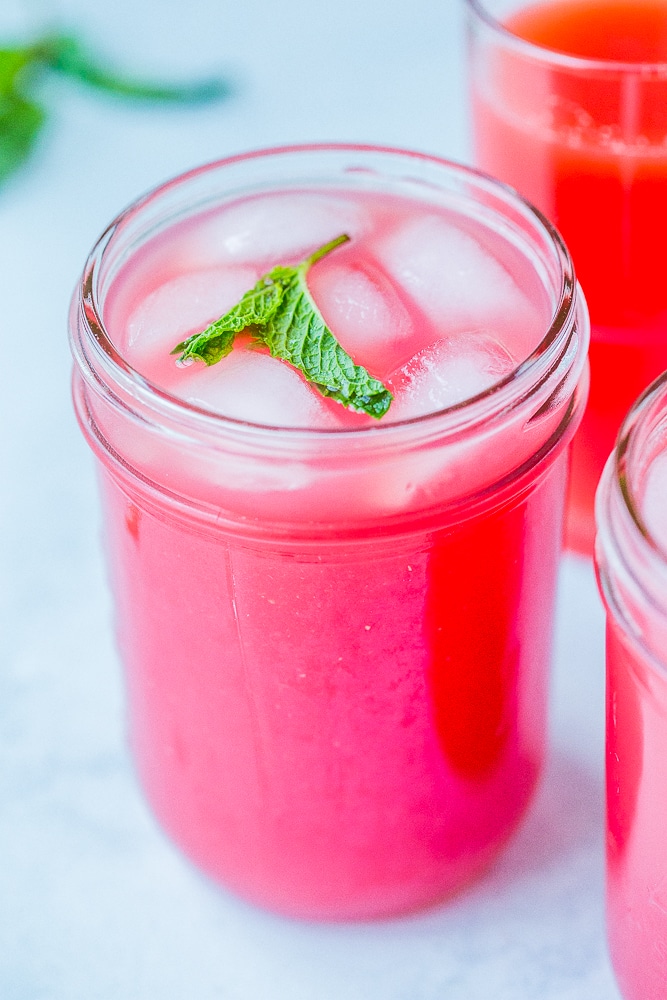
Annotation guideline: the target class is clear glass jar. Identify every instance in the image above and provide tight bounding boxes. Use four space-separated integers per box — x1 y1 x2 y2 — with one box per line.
70 144 589 919
596 372 667 999
467 0 667 556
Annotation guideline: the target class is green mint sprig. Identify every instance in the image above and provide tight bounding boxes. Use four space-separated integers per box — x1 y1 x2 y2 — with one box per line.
172 234 394 419
0 31 232 187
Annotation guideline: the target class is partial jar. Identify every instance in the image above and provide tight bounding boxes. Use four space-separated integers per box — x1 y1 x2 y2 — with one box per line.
70 144 589 920
596 372 667 1000
467 0 667 557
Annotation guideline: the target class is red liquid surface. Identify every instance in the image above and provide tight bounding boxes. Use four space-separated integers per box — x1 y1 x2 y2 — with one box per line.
509 0 667 62
472 0 667 553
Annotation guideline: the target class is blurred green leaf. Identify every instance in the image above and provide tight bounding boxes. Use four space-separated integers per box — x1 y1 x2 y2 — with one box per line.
0 92 44 184
0 31 233 188
39 33 233 103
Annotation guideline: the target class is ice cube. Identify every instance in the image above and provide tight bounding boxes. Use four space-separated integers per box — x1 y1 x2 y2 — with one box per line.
181 193 370 268
307 256 416 377
384 333 516 423
174 346 340 429
374 214 544 359
125 266 259 362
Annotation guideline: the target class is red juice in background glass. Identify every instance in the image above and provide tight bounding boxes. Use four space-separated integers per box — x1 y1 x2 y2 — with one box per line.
596 373 667 1000
468 0 667 554
69 146 588 920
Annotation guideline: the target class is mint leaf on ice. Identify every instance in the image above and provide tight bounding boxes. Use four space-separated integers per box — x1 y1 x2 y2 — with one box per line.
173 278 285 366
172 234 394 419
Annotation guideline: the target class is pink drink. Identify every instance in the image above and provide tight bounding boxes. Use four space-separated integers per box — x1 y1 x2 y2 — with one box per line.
467 0 667 555
596 373 667 999
70 146 588 919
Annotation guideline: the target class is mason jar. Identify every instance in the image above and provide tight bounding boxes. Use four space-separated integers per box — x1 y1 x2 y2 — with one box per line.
596 372 667 999
70 144 589 919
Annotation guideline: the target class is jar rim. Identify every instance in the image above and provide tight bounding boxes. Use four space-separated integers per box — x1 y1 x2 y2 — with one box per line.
465 0 667 76
595 372 667 676
613 371 667 568
71 142 584 446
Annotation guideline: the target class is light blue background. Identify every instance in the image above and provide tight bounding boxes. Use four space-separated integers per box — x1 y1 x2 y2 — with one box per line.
0 0 621 996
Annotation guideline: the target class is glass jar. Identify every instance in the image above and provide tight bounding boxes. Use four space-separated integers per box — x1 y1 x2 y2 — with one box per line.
70 144 589 919
467 0 667 556
596 372 667 999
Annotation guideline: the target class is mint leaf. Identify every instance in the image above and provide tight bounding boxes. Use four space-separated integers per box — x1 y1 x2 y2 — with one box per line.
172 235 394 419
0 92 44 184
0 45 37 91
39 34 232 103
0 31 232 188
173 278 285 365
260 258 393 418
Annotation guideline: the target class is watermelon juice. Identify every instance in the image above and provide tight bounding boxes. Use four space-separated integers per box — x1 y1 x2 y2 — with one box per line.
468 0 667 554
596 373 667 1000
69 146 588 919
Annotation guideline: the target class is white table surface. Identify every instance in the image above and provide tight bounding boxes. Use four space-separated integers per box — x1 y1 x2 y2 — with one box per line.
0 0 623 996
